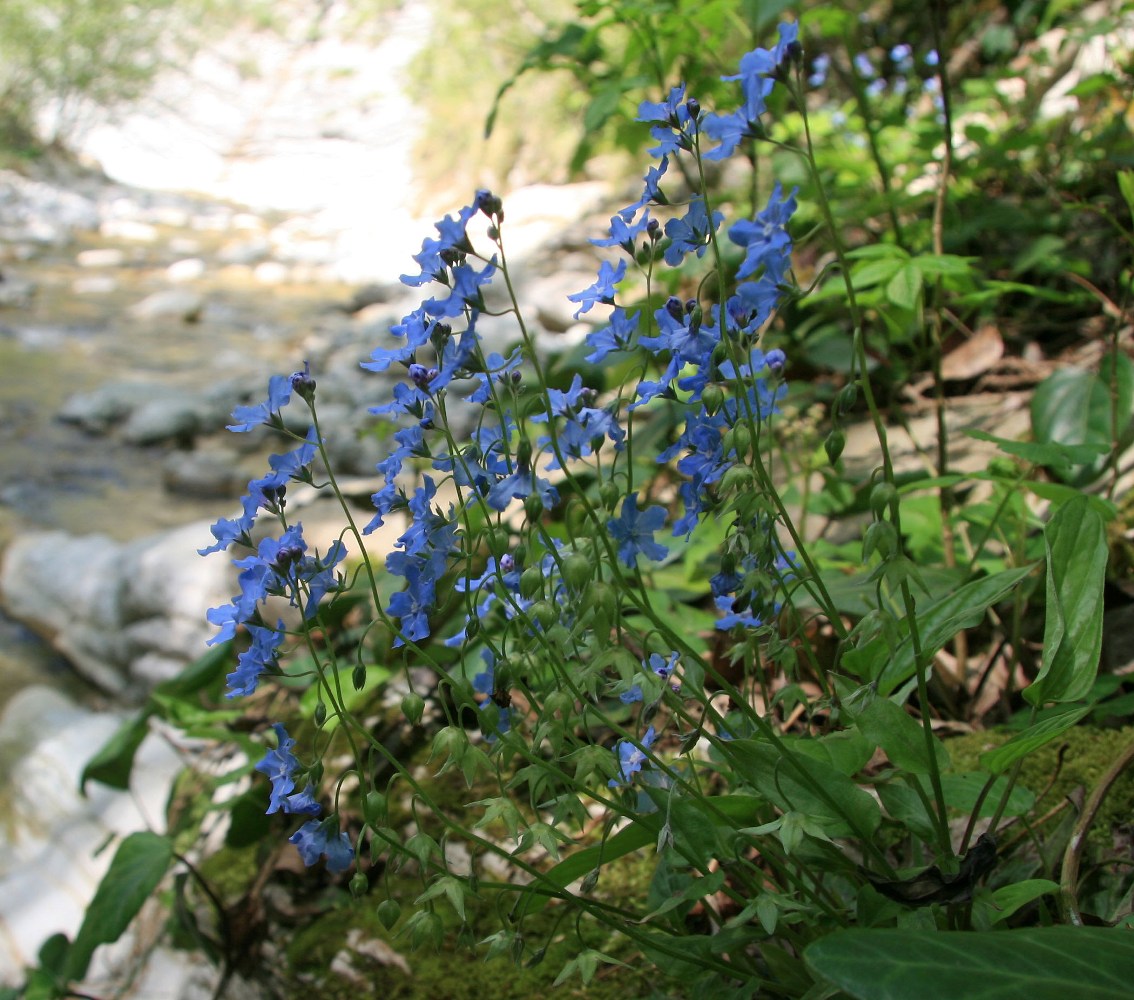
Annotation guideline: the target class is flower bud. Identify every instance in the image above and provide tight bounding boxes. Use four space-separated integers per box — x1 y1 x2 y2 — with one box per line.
561 552 593 592
824 429 846 465
701 384 724 414
585 580 618 620
350 872 369 898
289 361 316 402
401 690 426 725
529 600 558 631
520 567 544 600
719 464 756 495
352 664 367 691
363 791 387 826
834 382 859 419
523 493 544 521
869 481 897 520
862 521 899 562
313 701 327 727
377 898 402 930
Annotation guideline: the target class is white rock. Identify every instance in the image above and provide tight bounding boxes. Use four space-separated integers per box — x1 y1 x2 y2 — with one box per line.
72 275 118 295
0 687 182 986
76 247 127 268
99 218 159 242
128 289 204 322
253 261 289 284
166 257 206 282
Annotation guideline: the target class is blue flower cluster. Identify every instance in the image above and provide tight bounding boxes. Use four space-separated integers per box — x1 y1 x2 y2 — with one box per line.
255 724 353 872
200 19 808 866
200 367 353 872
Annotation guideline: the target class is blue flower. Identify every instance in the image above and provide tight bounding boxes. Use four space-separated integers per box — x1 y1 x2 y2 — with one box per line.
485 466 559 513
567 259 627 319
227 373 294 432
591 210 653 251
198 492 260 556
290 819 354 873
639 296 719 365
226 620 283 697
424 261 497 318
255 723 302 814
608 492 668 567
284 784 323 816
361 308 436 374
663 198 724 266
401 204 477 287
728 182 797 283
609 726 657 788
619 157 670 218
387 562 436 644
466 347 524 404
584 307 640 363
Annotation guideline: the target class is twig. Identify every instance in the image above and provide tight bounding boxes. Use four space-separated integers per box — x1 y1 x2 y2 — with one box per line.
1059 731 1134 925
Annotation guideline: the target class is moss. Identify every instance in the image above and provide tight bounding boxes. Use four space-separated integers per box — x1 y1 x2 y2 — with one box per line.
276 874 676 1000
196 842 264 902
946 724 1134 847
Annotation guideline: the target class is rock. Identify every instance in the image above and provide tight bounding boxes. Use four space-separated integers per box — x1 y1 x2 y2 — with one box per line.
0 521 238 694
0 532 130 692
120 395 200 445
76 247 127 268
253 261 289 284
0 271 36 307
162 447 243 499
128 289 204 322
72 275 118 295
166 257 206 282
0 686 183 987
0 169 100 244
345 283 396 313
218 237 269 265
99 218 158 242
528 269 607 333
59 381 170 433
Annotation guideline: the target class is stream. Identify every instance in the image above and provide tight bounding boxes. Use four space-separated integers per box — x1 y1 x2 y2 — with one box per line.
0 2 613 985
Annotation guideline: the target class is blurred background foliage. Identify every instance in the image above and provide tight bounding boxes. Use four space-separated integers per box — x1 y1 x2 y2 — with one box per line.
2 0 1131 383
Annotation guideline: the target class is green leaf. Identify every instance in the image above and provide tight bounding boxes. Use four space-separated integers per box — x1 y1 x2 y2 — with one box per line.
876 566 1036 695
963 429 1108 469
1100 351 1134 433
80 710 152 794
1025 495 1108 706
65 832 173 982
805 927 1134 999
1031 368 1112 482
1119 171 1134 227
980 704 1093 774
721 739 880 839
857 699 948 776
886 262 923 311
986 879 1060 924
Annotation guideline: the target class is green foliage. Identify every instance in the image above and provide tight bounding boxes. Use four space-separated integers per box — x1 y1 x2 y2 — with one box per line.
23 2 1134 996
805 927 1134 1000
63 833 173 988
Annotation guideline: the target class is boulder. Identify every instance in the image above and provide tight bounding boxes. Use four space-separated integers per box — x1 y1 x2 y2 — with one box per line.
0 521 237 695
127 289 204 323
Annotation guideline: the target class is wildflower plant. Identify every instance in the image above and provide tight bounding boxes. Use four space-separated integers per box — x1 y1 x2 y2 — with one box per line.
55 12 1132 1000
